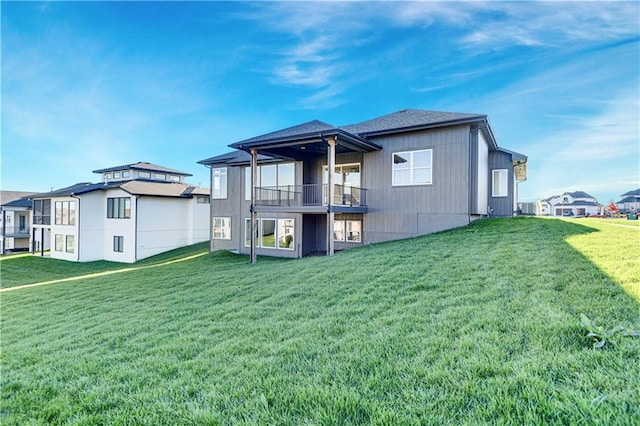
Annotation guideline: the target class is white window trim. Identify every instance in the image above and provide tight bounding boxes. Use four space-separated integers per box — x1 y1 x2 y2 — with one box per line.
277 218 295 250
213 217 231 240
392 149 433 186
245 217 295 250
334 219 362 243
212 167 228 200
492 169 508 197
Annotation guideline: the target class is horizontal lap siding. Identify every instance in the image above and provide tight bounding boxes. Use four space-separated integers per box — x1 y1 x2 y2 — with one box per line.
363 125 471 244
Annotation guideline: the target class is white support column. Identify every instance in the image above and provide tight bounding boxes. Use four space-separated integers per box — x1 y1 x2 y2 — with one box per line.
326 138 336 256
250 148 258 264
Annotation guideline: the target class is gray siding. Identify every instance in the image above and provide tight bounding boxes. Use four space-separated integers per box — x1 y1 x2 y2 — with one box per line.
488 151 515 217
362 125 472 244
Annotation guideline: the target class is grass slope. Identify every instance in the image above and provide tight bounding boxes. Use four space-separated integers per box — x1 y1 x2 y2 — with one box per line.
1 218 639 425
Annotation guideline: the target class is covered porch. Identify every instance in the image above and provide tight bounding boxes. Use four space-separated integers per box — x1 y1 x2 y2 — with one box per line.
229 122 380 263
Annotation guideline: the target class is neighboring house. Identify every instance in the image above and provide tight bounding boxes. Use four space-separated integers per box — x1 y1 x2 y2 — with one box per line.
1 191 37 254
199 109 528 261
31 162 210 263
615 189 640 213
537 191 602 217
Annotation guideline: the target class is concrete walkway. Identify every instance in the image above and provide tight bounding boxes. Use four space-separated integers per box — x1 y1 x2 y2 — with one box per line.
1 252 208 293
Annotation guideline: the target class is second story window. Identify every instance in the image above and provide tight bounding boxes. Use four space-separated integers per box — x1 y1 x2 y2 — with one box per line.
212 167 228 199
33 199 51 225
107 197 131 219
54 201 76 225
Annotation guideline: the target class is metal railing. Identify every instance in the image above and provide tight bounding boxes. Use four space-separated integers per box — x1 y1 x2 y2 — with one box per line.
1 227 31 236
255 184 367 208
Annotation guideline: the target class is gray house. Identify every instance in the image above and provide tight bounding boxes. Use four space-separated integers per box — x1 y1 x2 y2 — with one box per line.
199 109 527 261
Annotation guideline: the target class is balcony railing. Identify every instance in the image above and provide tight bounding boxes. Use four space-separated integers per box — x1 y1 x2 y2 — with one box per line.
1 227 31 236
255 184 367 208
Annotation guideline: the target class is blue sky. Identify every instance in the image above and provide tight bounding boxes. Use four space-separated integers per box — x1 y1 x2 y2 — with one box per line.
2 1 638 204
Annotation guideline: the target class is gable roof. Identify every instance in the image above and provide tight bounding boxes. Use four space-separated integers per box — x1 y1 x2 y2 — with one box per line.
93 162 192 177
565 191 595 199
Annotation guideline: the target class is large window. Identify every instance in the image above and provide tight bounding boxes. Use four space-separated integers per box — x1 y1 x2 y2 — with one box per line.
54 201 76 225
392 149 432 186
113 236 124 252
107 197 131 219
323 163 361 204
245 163 295 200
334 220 362 243
212 168 228 199
492 169 508 197
245 218 295 250
213 217 231 240
33 199 51 225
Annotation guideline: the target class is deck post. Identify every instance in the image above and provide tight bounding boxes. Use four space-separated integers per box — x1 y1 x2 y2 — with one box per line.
250 148 258 264
327 137 336 256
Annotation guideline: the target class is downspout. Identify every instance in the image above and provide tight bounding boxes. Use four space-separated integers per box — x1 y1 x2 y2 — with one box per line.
71 195 81 261
2 208 6 255
468 130 473 224
135 196 139 262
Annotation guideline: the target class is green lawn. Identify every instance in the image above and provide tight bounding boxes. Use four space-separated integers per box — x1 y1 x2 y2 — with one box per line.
1 218 639 424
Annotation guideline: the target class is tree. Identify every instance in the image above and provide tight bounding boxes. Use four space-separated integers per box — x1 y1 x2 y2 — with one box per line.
606 200 618 216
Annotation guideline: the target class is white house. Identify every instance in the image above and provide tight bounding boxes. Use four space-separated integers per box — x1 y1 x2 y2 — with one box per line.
537 191 602 217
1 191 37 254
31 162 210 263
615 189 640 213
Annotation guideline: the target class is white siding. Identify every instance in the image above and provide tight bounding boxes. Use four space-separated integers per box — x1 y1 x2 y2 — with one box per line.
102 189 137 263
78 191 106 262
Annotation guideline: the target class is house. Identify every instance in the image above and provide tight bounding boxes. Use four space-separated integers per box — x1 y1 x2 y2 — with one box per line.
537 191 602 217
1 191 37 255
199 109 527 262
30 162 210 263
615 189 640 213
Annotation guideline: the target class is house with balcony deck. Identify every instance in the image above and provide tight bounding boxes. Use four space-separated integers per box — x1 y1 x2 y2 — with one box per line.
199 109 528 262
1 191 37 254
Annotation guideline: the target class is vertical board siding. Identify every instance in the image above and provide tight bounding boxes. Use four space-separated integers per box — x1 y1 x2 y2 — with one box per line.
362 125 471 244
488 151 514 217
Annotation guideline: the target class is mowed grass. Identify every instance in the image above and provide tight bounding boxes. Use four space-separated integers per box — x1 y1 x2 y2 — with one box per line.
1 218 639 425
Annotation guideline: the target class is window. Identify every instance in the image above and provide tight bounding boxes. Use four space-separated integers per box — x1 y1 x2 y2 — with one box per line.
33 199 51 225
139 171 151 179
392 149 432 186
114 172 121 179
105 173 112 179
278 219 295 250
55 234 63 251
54 201 76 225
245 163 295 200
122 171 130 178
334 220 362 243
168 175 180 182
107 197 131 219
492 169 508 197
65 235 75 253
155 173 166 180
245 218 295 250
213 217 231 240
196 196 210 204
261 219 276 248
113 236 124 252
212 168 228 199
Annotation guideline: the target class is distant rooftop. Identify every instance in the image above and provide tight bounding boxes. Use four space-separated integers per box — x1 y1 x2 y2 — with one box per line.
93 162 192 177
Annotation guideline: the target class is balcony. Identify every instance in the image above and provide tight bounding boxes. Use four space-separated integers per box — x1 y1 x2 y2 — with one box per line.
1 227 31 237
254 184 367 213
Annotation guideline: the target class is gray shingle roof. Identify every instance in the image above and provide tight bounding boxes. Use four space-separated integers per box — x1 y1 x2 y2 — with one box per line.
565 191 595 199
621 188 640 196
31 180 208 199
93 162 192 176
235 120 337 145
198 150 278 166
341 109 485 135
616 196 640 203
